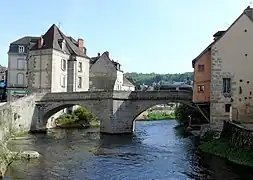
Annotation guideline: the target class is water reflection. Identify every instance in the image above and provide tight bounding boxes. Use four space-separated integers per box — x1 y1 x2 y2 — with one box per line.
4 120 253 180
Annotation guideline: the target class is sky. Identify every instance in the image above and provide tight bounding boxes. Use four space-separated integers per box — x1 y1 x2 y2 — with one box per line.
0 0 251 74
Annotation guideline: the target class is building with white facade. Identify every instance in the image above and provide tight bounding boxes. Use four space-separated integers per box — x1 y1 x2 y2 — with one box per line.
7 24 90 101
89 51 135 91
7 36 39 99
28 24 89 93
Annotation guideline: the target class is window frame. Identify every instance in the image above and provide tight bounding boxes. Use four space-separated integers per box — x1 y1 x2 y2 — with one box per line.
197 64 204 72
17 58 25 69
78 62 82 72
60 75 66 88
17 73 24 85
18 45 25 53
197 85 205 93
223 78 231 94
61 59 66 71
78 76 82 88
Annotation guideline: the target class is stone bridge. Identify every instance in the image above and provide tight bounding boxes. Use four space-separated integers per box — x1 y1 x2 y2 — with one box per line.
34 90 192 134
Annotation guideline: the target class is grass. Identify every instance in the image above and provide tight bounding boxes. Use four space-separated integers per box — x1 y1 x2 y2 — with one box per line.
199 138 253 167
145 112 175 120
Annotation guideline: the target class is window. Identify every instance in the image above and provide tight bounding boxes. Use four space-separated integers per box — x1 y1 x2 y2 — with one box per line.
198 64 204 72
18 46 25 53
17 73 24 85
61 59 66 71
225 104 231 113
78 62 82 72
17 58 25 69
78 77 82 88
223 78 231 93
197 85 204 93
60 75 66 87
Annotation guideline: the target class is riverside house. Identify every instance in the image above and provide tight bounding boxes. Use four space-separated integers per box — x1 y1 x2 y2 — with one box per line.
192 6 253 130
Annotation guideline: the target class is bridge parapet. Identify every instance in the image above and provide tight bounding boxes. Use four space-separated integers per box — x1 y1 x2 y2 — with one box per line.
36 90 192 103
36 91 114 103
113 90 192 101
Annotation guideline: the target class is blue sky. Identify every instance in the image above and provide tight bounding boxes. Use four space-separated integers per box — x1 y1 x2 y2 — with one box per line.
0 0 251 73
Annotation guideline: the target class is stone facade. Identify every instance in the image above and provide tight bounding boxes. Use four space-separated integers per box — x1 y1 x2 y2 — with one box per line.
90 52 135 91
210 10 253 130
221 121 253 150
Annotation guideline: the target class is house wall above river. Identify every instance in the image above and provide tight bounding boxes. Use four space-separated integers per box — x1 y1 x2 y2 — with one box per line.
211 6 253 128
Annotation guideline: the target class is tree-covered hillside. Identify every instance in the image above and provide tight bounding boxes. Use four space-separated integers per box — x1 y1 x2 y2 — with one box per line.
124 72 194 86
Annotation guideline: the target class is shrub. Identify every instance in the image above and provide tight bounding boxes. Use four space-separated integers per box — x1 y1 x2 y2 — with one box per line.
174 104 202 125
73 107 96 122
55 113 78 125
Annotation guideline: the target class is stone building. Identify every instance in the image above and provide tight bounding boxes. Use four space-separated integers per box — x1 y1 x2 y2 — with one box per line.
0 65 7 81
192 6 253 130
7 36 39 99
7 24 89 101
89 51 135 91
28 24 89 93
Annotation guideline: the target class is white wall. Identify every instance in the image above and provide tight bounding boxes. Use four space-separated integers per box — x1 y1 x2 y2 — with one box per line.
51 50 70 92
75 56 90 91
8 54 27 87
114 70 123 90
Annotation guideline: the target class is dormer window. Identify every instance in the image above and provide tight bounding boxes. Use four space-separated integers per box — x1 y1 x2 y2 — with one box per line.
58 39 67 52
18 46 25 53
62 40 67 52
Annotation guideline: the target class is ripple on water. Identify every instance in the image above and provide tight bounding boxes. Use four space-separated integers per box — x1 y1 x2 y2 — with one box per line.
4 120 253 180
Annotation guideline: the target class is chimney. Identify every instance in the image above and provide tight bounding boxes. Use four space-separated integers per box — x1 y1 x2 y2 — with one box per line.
78 38 84 52
105 51 109 57
213 31 226 41
97 52 100 57
38 36 44 49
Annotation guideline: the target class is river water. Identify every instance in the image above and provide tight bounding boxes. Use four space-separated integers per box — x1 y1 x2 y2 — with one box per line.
4 120 253 180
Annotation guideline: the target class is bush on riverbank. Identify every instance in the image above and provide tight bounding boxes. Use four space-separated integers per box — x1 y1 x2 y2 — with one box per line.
174 104 203 126
199 138 253 167
55 107 99 128
146 112 175 120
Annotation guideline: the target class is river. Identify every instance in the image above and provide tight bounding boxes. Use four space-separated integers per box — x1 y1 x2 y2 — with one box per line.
4 120 253 180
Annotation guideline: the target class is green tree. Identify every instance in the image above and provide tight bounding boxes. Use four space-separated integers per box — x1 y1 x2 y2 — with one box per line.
124 72 193 86
73 107 96 122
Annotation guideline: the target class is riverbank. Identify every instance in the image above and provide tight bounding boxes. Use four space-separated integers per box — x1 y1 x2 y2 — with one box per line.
143 112 175 120
199 138 253 167
199 121 253 167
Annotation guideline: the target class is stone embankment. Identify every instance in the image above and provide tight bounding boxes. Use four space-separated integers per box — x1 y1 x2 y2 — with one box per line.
0 94 42 178
221 120 253 150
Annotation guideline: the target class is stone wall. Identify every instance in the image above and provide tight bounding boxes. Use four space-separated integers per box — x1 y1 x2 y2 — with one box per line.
0 93 40 177
0 94 39 142
210 47 236 131
221 120 253 150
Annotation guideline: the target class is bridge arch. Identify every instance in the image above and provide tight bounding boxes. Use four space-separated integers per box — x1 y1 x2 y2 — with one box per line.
36 99 110 129
34 90 193 134
112 99 193 133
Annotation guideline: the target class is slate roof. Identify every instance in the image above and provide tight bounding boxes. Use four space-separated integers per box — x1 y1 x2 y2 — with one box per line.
90 51 121 70
123 76 135 87
10 36 40 45
30 24 87 57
